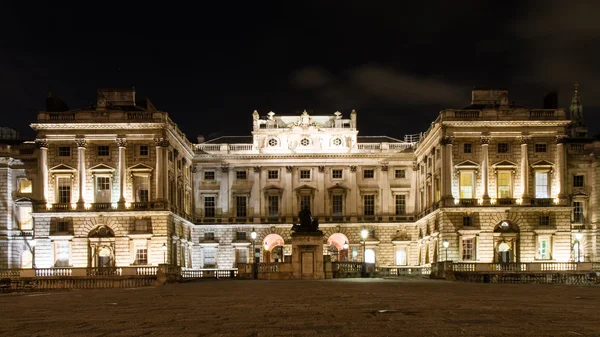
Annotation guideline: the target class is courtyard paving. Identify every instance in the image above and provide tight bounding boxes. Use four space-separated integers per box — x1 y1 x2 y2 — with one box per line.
0 278 599 336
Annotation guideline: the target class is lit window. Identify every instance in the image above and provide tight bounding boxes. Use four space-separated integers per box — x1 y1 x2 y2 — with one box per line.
332 169 343 179
268 195 279 217
55 241 70 267
573 201 584 223
497 143 509 153
395 247 407 265
497 171 511 198
535 143 547 153
573 175 584 188
235 248 248 264
204 171 215 180
268 170 279 180
18 179 32 193
97 145 110 157
95 176 111 203
57 177 71 203
459 172 474 199
18 206 32 230
363 169 374 179
58 146 70 157
133 176 149 202
365 248 375 263
537 237 551 259
332 195 343 216
395 169 406 179
203 248 216 267
535 172 549 198
300 169 311 179
462 239 475 260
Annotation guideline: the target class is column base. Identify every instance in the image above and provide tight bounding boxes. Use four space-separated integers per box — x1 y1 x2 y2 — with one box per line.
76 200 86 210
117 200 127 210
482 196 491 205
520 196 531 206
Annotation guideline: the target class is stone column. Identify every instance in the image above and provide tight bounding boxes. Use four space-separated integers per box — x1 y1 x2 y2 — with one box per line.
317 166 325 217
349 166 358 218
430 149 436 204
440 136 454 206
35 139 49 203
252 166 261 218
556 135 567 202
411 162 418 213
221 165 229 216
480 136 490 204
423 157 428 210
116 138 127 209
76 138 87 210
284 166 293 216
173 149 179 211
519 136 530 203
154 138 169 201
381 165 389 215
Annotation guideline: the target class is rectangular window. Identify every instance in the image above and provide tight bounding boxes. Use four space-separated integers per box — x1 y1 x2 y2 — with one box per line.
332 169 343 179
497 171 512 198
204 196 215 217
97 145 110 157
204 232 215 241
268 195 279 217
535 172 549 198
395 247 407 266
497 143 509 153
235 248 248 264
55 241 70 267
427 157 432 167
535 143 547 153
236 196 247 217
573 175 584 188
459 172 474 199
58 146 70 157
463 143 472 153
538 215 550 226
204 171 215 180
168 151 173 162
300 169 311 180
18 179 32 193
236 170 247 180
134 219 148 232
133 176 149 202
95 176 111 203
365 248 375 263
57 177 71 203
236 231 247 241
363 169 374 179
573 201 584 223
56 221 68 233
462 239 474 261
538 237 551 260
395 169 406 179
332 195 343 216
351 247 358 262
463 216 473 227
395 195 406 215
268 170 279 180
18 206 33 230
363 195 375 216
203 248 216 266
300 195 311 212
134 248 148 265
139 145 149 156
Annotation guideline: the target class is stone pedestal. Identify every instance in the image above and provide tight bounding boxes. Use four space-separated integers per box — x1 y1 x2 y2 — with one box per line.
291 231 324 280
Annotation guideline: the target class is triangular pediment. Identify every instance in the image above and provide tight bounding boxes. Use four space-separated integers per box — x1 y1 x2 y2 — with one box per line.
327 183 349 191
128 163 153 171
89 163 115 172
572 191 589 197
492 160 518 168
531 160 554 168
295 184 317 192
262 184 283 191
14 196 33 204
455 160 479 168
49 164 76 172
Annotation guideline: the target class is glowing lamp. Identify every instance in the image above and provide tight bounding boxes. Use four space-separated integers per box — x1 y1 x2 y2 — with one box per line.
250 228 257 240
360 229 369 240
442 240 449 249
343 241 349 250
575 232 583 241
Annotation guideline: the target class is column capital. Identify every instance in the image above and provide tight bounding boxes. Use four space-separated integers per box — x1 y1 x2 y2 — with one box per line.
35 138 49 149
556 135 568 144
381 164 389 172
519 135 531 144
439 136 454 146
318 165 325 173
412 162 418 171
253 166 261 173
75 138 87 148
285 166 293 173
480 136 491 145
154 137 169 147
116 137 127 148
221 166 229 173
349 165 357 172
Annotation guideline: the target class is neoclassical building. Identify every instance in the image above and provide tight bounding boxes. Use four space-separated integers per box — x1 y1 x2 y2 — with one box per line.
0 86 597 270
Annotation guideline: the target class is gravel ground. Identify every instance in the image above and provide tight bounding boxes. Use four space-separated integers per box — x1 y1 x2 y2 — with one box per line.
0 278 599 337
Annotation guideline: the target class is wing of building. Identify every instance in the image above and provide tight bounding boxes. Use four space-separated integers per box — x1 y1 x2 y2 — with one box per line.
0 86 597 270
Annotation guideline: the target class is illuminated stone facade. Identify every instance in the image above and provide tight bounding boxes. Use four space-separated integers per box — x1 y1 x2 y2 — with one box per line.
0 87 597 270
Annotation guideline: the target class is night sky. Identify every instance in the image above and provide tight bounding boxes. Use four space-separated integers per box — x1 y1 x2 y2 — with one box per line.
2 1 598 141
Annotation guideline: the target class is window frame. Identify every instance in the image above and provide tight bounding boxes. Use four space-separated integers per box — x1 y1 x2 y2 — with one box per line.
573 175 584 188
363 169 375 179
394 169 406 179
534 143 547 153
236 170 247 180
331 169 343 180
57 146 71 157
203 170 216 181
363 194 375 216
299 169 311 180
497 142 510 153
17 177 33 194
96 145 110 157
463 143 472 154
267 169 279 180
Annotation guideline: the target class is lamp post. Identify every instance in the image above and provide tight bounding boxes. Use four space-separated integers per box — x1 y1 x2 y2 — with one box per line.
360 229 368 277
29 238 37 269
443 239 449 262
250 228 257 279
162 243 167 264
575 232 584 262
343 241 349 262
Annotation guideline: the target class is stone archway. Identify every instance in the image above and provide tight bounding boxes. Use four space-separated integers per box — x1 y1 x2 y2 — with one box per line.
263 233 285 262
327 233 350 262
493 220 520 263
88 225 116 268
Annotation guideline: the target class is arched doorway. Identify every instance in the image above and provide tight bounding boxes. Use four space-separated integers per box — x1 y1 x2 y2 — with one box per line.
88 225 116 268
327 233 350 262
493 220 519 263
263 234 285 262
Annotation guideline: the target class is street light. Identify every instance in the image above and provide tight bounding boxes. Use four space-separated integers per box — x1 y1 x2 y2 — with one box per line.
161 243 167 264
250 228 257 279
361 229 368 277
29 239 37 269
575 232 584 262
443 239 449 262
342 241 349 262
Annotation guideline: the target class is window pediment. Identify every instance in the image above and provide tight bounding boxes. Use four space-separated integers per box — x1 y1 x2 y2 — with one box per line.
49 164 76 173
455 160 480 170
128 163 154 172
14 196 33 205
89 163 116 172
263 185 283 195
492 160 518 169
295 184 317 193
531 160 554 169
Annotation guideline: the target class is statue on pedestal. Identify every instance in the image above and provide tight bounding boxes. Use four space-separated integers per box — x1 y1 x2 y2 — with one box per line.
292 207 320 232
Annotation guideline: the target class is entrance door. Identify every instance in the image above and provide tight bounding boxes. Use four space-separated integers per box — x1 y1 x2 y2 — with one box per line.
97 247 112 268
498 242 511 263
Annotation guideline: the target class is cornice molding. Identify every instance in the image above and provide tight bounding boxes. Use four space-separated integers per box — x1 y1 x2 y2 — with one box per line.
30 123 168 130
